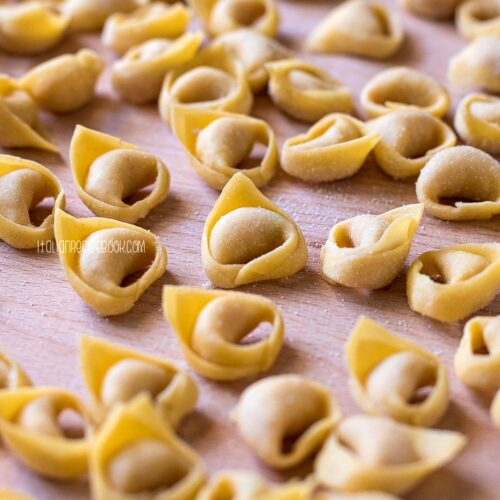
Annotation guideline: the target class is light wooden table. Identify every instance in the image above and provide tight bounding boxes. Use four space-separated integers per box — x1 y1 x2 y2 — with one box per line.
1 1 499 499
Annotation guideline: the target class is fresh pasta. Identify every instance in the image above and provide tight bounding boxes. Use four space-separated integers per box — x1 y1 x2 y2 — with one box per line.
305 0 404 59
281 114 379 182
0 351 31 389
70 125 170 223
0 154 65 249
492 390 500 427
367 109 457 179
172 107 278 189
347 317 449 426
321 204 423 289
202 172 308 288
315 492 401 500
361 67 450 118
407 243 500 322
232 375 341 469
457 0 500 40
416 146 500 221
162 286 284 381
54 209 167 316
266 59 353 123
399 0 460 19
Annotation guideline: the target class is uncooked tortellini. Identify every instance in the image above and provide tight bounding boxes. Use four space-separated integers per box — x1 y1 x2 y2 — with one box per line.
492 390 500 427
457 0 500 40
399 0 460 19
0 351 31 390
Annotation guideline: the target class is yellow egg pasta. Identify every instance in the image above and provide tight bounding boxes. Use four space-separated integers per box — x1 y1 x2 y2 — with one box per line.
455 93 500 155
361 67 450 118
172 107 278 190
367 109 457 179
0 492 32 500
54 209 167 316
90 395 206 500
492 390 500 427
162 286 284 381
266 59 353 123
202 172 308 288
407 243 500 322
399 0 460 19
70 125 170 223
0 387 93 480
0 351 31 390
197 471 269 500
347 317 449 426
232 375 341 469
416 146 500 221
79 335 197 426
305 0 404 59
0 154 65 249
321 204 423 290
315 415 466 496
457 0 500 40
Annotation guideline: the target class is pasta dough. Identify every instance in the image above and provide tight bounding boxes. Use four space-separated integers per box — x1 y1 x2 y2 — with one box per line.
455 93 500 155
90 395 206 500
0 154 65 249
172 107 278 189
416 146 500 221
189 0 280 37
347 317 449 426
0 387 93 480
457 0 500 40
399 0 460 19
103 2 192 55
79 335 197 426
159 44 253 125
321 204 423 289
266 59 353 123
112 32 203 104
367 110 457 179
305 0 404 59
407 243 500 322
232 375 341 469
492 390 500 427
315 415 466 495
361 67 450 118
0 492 32 500
202 172 308 288
0 351 31 389
162 286 284 380
54 209 167 316
314 492 400 500
70 125 170 223
19 49 104 113
448 36 500 93
281 114 379 182
454 315 500 390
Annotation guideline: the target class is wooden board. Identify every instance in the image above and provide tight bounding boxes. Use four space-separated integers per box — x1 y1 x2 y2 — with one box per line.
1 1 500 498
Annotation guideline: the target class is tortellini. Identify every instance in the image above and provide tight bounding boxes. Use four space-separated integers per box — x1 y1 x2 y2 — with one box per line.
321 204 423 290
103 2 192 55
347 317 449 426
0 77 58 152
0 387 93 480
112 32 203 104
399 0 460 19
232 375 341 469
416 146 500 221
172 107 278 190
361 67 451 118
0 350 31 389
79 335 197 426
54 209 167 316
202 172 308 288
448 36 500 93
454 315 500 390
0 154 65 249
407 243 500 322
266 59 353 123
492 390 500 427
212 29 291 92
19 49 104 113
457 0 500 40
0 2 68 55
455 93 500 154
0 492 32 500
159 44 253 124
367 109 457 179
315 415 466 496
189 0 280 37
162 286 284 381
70 125 170 223
305 0 404 59
90 395 206 500
281 114 379 182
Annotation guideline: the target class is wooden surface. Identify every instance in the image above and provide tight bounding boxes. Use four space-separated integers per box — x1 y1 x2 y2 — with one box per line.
1 1 500 498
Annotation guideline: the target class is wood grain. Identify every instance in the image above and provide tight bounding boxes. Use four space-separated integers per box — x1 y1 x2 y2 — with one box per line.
1 1 500 498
